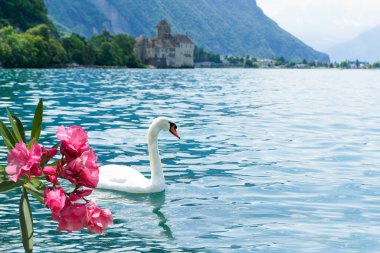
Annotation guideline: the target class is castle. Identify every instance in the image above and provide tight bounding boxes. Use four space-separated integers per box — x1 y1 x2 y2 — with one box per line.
134 20 194 68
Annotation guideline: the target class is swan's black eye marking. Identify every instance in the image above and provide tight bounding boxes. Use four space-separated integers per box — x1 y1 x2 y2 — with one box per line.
169 122 177 129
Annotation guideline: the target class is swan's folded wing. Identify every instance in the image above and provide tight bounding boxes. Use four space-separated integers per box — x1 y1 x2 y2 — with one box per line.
98 165 150 187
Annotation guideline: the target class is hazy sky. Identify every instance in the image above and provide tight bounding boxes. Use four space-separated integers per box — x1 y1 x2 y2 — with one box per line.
256 0 380 51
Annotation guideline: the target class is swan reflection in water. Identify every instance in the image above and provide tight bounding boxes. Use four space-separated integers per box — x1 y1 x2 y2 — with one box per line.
96 190 174 240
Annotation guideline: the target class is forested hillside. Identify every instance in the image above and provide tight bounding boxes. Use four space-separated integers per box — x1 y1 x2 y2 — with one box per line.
0 0 56 32
45 0 329 62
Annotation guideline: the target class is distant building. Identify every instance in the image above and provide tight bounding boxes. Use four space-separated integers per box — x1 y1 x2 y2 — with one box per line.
134 20 194 68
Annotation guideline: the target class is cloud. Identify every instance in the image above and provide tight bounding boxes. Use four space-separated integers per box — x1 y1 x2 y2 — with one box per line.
256 0 380 50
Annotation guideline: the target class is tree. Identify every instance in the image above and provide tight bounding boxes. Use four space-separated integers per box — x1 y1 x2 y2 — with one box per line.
0 25 16 37
49 39 68 65
112 34 141 67
340 61 349 69
0 24 143 68
62 34 87 64
27 34 51 67
0 0 57 34
83 44 96 66
90 30 113 48
194 46 221 63
26 24 50 41
96 41 122 66
89 31 141 67
372 62 380 68
0 24 61 67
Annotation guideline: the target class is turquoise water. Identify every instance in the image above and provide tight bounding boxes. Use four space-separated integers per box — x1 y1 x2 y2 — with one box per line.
0 69 380 252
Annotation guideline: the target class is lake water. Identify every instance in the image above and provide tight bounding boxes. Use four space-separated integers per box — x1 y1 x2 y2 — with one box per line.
0 69 380 252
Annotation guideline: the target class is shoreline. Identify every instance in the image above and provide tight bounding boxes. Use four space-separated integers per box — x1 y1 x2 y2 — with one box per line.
0 66 379 70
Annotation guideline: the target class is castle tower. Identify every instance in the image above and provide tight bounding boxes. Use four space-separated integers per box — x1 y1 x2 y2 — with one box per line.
156 20 171 39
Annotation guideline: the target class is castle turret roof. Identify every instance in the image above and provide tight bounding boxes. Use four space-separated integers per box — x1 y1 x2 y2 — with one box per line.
156 19 169 28
174 34 193 44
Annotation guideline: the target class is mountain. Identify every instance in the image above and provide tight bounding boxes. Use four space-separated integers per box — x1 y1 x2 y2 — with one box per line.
44 0 329 62
0 0 56 32
327 25 380 63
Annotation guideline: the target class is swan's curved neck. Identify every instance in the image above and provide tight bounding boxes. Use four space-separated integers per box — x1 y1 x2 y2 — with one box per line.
148 123 164 183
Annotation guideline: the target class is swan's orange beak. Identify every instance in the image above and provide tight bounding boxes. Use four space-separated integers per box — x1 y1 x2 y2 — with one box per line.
169 125 180 139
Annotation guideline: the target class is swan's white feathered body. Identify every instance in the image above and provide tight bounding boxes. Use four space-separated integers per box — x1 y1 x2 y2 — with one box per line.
98 165 165 193
97 117 179 194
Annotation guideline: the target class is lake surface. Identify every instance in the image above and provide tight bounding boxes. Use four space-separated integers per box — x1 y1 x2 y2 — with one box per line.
1 69 380 252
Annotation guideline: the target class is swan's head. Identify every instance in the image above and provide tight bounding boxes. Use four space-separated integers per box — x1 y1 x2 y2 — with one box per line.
153 117 180 139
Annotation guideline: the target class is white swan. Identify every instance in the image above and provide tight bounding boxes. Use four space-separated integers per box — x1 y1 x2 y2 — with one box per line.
97 117 180 193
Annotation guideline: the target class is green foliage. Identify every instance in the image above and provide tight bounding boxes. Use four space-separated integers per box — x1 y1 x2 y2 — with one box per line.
0 101 49 253
0 25 16 36
7 109 23 143
274 56 286 66
19 187 33 253
97 42 122 66
286 62 296 68
11 115 27 143
61 31 142 67
0 0 57 34
194 47 221 63
26 24 51 40
49 39 68 65
62 34 88 65
112 34 142 67
372 62 380 68
0 119 16 149
0 25 67 67
0 25 142 68
244 59 259 68
226 56 239 65
340 61 349 68
25 179 45 204
30 99 43 144
0 180 25 193
88 31 142 67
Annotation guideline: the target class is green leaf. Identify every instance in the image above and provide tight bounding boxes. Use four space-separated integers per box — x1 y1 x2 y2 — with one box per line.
28 178 45 189
19 187 34 253
25 187 44 205
0 180 24 193
11 114 26 143
7 109 23 143
27 179 45 194
30 99 43 144
25 179 45 204
0 120 16 149
0 166 6 183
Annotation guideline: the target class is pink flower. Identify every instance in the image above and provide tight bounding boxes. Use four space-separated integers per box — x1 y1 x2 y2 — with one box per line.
68 189 93 202
44 187 66 213
56 126 89 161
5 142 42 182
52 202 87 233
63 149 99 188
42 146 58 159
43 166 59 184
86 202 113 234
43 166 56 175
